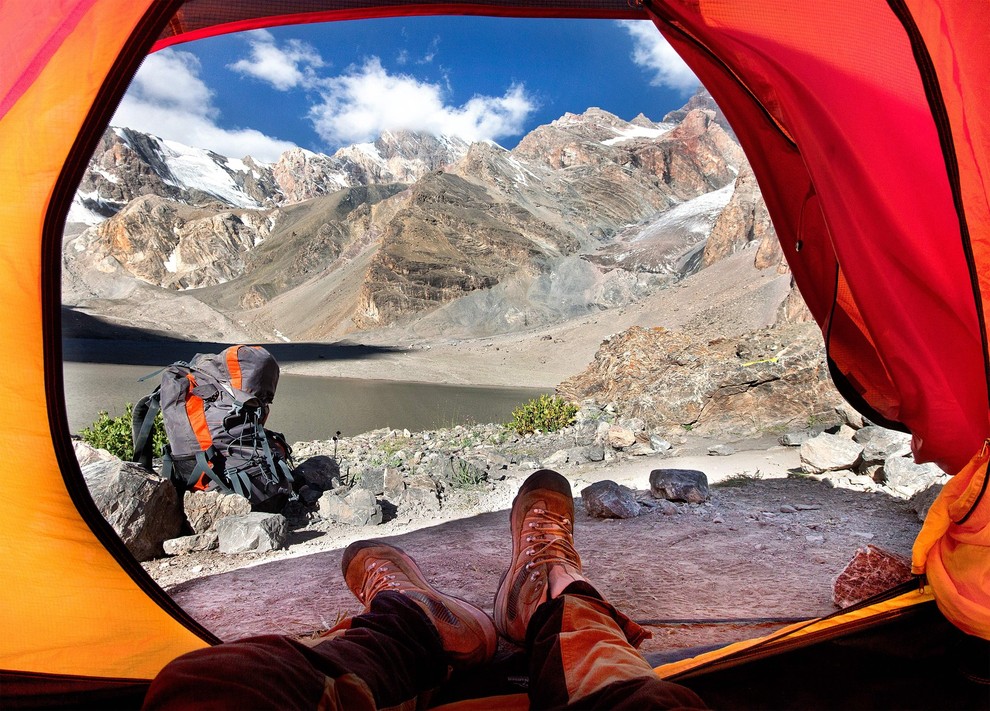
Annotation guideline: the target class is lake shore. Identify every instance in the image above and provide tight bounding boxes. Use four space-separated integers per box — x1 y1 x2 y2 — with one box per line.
62 326 594 391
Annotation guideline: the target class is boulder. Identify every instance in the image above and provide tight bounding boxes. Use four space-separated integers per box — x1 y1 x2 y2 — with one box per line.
649 469 710 504
853 426 912 463
544 449 570 467
800 432 863 474
835 402 866 429
626 441 656 456
384 468 405 500
618 417 646 433
708 444 735 457
583 444 606 462
292 455 341 491
832 545 913 608
353 468 386 496
778 431 811 447
216 513 287 554
657 499 680 516
882 457 947 498
649 434 672 452
835 424 858 439
606 426 637 449
184 490 252 534
78 447 183 561
163 532 219 556
402 475 442 513
557 323 842 441
595 421 612 442
580 481 641 519
318 488 383 526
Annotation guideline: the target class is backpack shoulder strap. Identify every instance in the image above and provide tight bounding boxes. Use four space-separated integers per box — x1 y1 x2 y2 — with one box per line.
131 388 161 469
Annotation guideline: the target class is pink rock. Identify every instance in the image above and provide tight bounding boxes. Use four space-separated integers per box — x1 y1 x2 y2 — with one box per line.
832 545 913 608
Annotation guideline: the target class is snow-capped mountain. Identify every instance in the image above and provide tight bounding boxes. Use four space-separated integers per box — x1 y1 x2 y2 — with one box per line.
67 127 471 228
64 89 791 344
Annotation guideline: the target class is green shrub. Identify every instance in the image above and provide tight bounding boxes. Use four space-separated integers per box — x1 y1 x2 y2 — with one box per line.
79 403 167 460
508 394 578 435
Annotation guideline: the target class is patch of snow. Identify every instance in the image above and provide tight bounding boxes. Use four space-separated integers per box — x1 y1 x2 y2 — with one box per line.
273 330 291 343
112 126 134 147
602 124 674 146
630 184 735 243
159 139 260 208
66 193 107 226
505 155 537 186
323 170 351 189
351 142 384 162
226 156 269 178
91 166 119 184
163 247 180 274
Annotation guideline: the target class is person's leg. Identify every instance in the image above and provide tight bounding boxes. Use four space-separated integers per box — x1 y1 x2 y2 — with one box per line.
526 582 705 709
145 542 497 710
494 470 706 710
144 591 444 710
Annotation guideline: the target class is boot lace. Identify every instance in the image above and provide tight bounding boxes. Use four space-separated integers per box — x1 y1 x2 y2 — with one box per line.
357 559 413 603
522 507 581 573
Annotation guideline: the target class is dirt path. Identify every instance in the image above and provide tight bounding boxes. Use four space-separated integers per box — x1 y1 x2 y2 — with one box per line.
163 447 921 657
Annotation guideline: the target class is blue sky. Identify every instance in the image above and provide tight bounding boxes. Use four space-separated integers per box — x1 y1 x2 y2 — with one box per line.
114 17 700 162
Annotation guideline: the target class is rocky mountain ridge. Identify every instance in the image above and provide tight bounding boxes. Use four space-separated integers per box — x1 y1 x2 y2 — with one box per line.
67 127 470 229
65 90 784 344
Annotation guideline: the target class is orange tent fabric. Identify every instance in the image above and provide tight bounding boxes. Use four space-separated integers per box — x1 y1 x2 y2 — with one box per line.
1 0 988 702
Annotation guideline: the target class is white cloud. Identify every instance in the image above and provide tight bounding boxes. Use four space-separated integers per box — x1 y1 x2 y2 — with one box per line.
309 58 536 146
228 29 324 90
620 21 699 93
112 49 297 162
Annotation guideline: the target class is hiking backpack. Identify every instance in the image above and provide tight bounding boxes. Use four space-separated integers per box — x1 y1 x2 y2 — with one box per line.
132 345 296 511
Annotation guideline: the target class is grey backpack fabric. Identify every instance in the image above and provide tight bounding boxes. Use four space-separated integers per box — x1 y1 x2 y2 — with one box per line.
132 345 295 512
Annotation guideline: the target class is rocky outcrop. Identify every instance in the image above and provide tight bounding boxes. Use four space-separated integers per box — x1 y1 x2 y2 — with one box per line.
68 128 280 228
269 131 466 204
75 442 183 561
557 322 841 439
701 162 812 324
353 171 573 327
789 414 949 499
662 87 736 140
702 162 781 270
72 196 274 289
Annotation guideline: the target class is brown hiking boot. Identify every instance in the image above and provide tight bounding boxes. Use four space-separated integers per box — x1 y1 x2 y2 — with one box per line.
494 469 587 644
342 540 498 668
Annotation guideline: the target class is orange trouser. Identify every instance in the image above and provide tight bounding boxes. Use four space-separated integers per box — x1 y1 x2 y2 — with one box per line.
527 581 705 709
144 586 705 710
